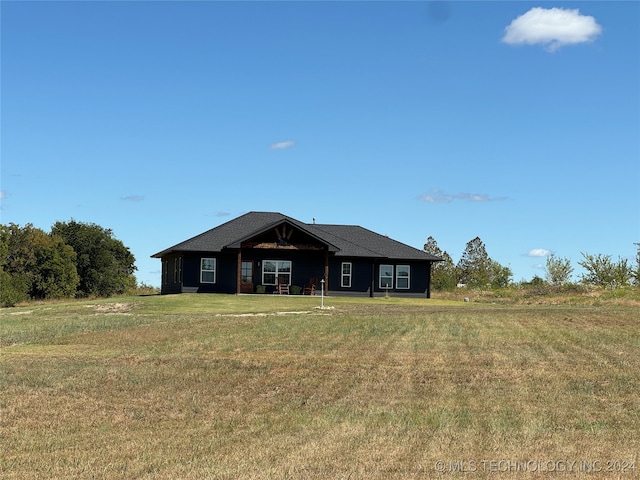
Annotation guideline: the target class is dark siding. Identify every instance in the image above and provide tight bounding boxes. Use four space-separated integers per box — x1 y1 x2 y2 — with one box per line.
166 249 328 294
180 252 238 293
245 249 326 294
372 261 431 297
160 250 434 298
160 254 183 294
328 258 373 295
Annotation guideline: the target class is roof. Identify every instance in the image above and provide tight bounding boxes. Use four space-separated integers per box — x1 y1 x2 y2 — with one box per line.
151 211 442 262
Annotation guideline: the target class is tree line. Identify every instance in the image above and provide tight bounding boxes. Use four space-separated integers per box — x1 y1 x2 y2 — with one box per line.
1 220 137 307
424 236 640 290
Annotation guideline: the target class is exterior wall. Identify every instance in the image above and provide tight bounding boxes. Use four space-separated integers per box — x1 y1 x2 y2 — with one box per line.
327 258 373 296
240 248 326 294
328 258 433 297
180 252 238 293
160 254 183 294
160 249 328 294
160 251 433 298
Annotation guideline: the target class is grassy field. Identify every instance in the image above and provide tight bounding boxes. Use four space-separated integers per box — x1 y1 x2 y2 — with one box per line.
1 294 639 479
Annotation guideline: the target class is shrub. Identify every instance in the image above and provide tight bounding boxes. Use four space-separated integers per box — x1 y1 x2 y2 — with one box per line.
0 270 29 307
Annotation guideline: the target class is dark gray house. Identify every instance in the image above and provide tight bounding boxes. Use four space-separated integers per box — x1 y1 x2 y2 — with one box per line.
151 212 442 297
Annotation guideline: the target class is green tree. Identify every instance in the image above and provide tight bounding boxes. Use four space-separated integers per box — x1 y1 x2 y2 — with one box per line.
455 237 511 288
545 254 573 286
423 236 456 289
51 220 137 297
578 253 633 287
32 232 79 299
456 237 492 287
1 223 79 301
490 260 513 288
634 245 640 286
1 224 29 306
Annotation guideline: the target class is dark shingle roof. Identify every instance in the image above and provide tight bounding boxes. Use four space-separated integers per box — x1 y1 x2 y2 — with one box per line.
308 224 439 260
151 211 441 262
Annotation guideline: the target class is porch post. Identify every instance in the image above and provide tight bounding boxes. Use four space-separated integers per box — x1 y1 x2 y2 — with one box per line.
324 249 329 295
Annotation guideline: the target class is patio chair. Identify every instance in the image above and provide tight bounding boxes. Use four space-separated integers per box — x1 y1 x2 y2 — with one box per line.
303 278 316 296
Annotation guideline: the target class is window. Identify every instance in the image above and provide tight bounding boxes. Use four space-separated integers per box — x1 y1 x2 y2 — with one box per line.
174 257 182 283
201 258 216 283
163 260 168 285
262 260 291 285
241 261 253 284
341 262 352 287
396 265 410 289
379 264 393 289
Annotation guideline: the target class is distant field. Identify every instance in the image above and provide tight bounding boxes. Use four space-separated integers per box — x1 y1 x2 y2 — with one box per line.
1 294 638 479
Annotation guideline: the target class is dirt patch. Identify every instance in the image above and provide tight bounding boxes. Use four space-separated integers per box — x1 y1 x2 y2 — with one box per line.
86 303 133 314
215 310 333 318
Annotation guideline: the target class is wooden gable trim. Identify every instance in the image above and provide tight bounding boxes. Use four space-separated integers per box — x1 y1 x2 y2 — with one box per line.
226 219 340 252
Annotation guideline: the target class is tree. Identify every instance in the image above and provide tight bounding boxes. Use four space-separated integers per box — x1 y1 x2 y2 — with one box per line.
455 237 512 288
490 260 513 288
456 237 492 287
423 236 457 289
1 224 29 306
31 232 79 299
578 253 633 287
634 244 640 286
1 223 79 301
51 220 137 297
545 254 573 286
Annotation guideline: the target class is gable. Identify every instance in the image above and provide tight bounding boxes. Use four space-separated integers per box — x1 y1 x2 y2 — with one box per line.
152 212 337 257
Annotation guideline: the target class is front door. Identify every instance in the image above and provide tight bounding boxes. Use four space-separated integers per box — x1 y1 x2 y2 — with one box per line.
241 261 254 293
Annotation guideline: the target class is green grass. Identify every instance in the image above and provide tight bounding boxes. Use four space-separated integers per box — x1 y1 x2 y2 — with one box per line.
1 294 639 479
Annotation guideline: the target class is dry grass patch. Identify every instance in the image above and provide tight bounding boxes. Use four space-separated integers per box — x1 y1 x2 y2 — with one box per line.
1 296 639 478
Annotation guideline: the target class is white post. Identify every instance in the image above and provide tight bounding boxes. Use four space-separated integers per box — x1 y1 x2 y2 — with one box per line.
320 279 325 309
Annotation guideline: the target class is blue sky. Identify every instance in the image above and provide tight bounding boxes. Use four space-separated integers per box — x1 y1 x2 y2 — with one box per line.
2 1 638 287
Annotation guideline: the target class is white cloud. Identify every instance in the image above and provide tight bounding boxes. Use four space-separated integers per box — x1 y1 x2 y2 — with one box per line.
0 190 6 199
270 140 296 150
502 7 602 52
121 195 145 202
527 248 552 257
419 188 507 203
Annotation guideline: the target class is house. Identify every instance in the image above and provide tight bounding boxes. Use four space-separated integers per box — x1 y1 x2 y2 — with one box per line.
151 212 443 298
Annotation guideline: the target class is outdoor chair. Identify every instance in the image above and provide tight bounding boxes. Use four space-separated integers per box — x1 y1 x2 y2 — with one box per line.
303 278 316 296
274 275 290 294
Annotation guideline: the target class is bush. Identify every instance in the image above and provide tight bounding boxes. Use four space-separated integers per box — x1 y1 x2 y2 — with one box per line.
1 270 29 307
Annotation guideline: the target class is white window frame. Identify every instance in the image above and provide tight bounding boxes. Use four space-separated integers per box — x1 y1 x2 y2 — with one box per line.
379 264 394 289
341 262 352 288
396 265 410 289
201 258 216 284
262 260 292 285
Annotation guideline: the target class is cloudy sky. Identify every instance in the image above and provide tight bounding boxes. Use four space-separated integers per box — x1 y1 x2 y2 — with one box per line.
2 1 638 286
